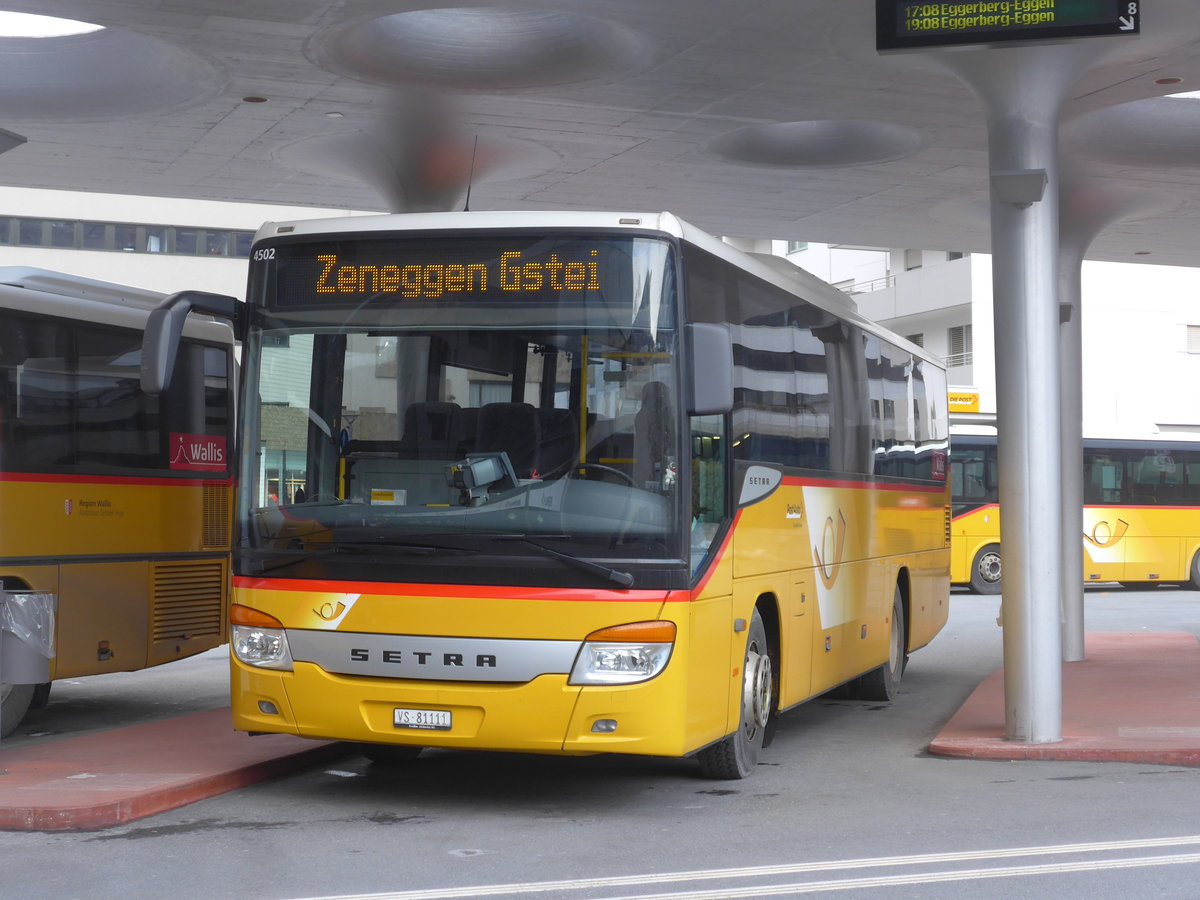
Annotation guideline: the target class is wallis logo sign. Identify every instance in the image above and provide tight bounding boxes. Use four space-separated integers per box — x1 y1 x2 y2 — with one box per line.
170 432 227 472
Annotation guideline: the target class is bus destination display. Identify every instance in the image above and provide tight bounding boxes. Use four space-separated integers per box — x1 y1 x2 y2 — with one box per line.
876 1 1140 51
263 235 653 307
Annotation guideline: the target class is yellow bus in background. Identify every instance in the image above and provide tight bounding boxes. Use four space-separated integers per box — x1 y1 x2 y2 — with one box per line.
951 432 1200 593
0 268 235 736
147 211 951 779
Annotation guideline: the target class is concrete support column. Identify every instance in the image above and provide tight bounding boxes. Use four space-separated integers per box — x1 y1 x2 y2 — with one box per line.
1057 180 1178 661
1058 236 1086 663
936 44 1097 743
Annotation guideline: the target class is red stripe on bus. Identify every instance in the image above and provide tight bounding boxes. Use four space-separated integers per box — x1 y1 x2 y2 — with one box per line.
233 576 674 603
954 503 1200 519
951 503 999 522
0 472 232 487
1084 505 1200 513
780 475 947 493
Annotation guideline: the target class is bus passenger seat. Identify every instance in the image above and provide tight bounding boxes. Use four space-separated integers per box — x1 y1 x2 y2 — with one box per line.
398 401 461 459
537 408 578 478
455 406 478 457
476 402 541 478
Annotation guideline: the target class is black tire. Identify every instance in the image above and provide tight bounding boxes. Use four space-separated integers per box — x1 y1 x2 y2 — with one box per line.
359 743 424 765
1 682 35 738
969 545 1002 594
29 682 51 710
697 609 773 780
854 587 907 702
1189 552 1200 590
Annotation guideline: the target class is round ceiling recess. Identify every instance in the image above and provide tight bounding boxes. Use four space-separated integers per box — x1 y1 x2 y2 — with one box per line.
1066 98 1200 168
313 8 653 91
0 26 223 120
707 120 923 168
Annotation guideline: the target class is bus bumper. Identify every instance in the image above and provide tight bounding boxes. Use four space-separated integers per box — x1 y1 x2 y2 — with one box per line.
231 655 700 758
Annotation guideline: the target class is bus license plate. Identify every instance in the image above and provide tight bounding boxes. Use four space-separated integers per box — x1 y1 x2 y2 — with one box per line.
393 708 452 730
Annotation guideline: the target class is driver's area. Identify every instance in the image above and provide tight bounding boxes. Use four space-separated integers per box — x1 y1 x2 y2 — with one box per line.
252 327 683 554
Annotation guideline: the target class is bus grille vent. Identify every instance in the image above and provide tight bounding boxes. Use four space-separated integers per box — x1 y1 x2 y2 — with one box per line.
153 561 224 641
944 505 952 547
203 482 231 549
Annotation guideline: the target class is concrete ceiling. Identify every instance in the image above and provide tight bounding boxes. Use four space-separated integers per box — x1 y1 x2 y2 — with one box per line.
1 1 1200 265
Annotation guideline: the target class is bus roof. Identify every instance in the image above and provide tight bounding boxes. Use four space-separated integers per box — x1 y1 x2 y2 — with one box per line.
0 266 166 309
0 266 234 345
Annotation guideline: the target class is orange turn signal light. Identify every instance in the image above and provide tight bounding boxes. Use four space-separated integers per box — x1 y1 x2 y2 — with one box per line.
585 620 677 643
230 604 284 628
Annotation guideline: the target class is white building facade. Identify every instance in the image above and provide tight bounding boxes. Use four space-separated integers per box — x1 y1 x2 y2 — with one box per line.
0 186 364 297
780 241 1200 441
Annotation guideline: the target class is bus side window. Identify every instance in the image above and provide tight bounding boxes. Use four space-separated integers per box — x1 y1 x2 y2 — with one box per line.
1184 462 1200 504
965 454 986 499
1088 457 1122 504
689 413 727 574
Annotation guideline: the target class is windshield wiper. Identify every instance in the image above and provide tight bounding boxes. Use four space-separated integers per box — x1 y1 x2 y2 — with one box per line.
331 538 479 555
241 539 477 575
495 536 634 588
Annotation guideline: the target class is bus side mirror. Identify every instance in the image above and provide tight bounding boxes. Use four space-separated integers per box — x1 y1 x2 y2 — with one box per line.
686 322 733 416
141 291 242 395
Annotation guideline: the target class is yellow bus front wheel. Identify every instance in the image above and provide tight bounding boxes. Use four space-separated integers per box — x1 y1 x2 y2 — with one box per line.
696 609 773 780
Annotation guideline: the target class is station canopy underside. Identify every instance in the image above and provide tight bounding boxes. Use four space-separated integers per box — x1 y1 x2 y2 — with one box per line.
0 2 1197 262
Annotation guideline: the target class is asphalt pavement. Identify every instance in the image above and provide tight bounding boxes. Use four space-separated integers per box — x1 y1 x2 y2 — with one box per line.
4 588 1200 900
3 589 1199 833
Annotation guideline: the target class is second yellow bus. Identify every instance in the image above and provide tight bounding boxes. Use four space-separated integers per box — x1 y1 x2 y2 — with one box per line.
951 432 1200 593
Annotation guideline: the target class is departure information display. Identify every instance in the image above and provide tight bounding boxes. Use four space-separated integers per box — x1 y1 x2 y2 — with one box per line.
876 1 1140 50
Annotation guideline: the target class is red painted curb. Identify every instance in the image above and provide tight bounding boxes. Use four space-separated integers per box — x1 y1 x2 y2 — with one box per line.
929 632 1200 765
0 708 352 832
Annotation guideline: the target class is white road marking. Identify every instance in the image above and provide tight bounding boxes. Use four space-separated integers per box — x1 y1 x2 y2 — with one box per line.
288 834 1200 900
598 851 1200 899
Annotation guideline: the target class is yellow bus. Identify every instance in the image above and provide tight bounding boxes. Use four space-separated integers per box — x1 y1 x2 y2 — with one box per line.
951 432 1200 593
146 211 951 778
0 268 235 737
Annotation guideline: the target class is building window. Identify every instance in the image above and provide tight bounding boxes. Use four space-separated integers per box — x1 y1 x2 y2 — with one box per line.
205 230 232 256
174 228 199 255
906 333 924 347
948 251 965 261
115 224 138 251
48 220 76 248
0 215 255 258
18 219 46 245
82 222 109 250
146 226 168 253
947 324 972 368
786 241 808 253
1187 325 1200 353
904 249 922 271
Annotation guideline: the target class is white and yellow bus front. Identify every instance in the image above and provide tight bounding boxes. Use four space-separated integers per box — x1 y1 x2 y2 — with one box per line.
228 214 740 760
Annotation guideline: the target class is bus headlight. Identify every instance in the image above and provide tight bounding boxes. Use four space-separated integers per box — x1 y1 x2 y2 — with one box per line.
569 621 676 685
231 604 293 671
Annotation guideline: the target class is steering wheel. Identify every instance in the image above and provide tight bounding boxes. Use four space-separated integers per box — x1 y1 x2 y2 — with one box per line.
571 462 637 487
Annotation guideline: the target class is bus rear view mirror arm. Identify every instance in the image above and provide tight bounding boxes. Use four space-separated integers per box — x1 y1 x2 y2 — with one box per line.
686 322 733 416
141 291 241 395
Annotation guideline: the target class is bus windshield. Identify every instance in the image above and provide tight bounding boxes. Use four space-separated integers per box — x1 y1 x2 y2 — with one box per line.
239 233 685 585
